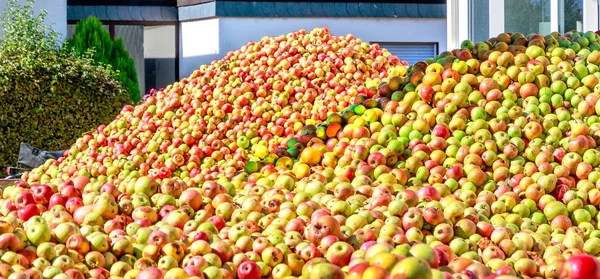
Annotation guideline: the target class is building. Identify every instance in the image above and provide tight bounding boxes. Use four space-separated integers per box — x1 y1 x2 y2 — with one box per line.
0 0 598 97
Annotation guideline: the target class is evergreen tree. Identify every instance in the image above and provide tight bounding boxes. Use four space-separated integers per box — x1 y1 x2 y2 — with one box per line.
67 16 141 103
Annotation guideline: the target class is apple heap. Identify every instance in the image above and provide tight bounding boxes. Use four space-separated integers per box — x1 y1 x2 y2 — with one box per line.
21 27 404 187
248 29 600 278
5 27 600 279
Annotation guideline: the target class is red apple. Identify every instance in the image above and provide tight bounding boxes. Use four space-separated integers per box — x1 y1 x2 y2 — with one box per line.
237 261 262 279
560 254 600 279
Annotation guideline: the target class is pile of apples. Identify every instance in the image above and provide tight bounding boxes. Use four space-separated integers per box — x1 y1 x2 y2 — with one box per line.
4 27 600 279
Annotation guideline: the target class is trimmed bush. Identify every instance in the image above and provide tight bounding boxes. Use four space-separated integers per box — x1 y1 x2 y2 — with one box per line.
0 0 131 176
66 16 141 103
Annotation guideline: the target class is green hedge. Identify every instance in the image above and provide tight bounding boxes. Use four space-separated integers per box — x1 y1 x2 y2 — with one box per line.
0 0 131 176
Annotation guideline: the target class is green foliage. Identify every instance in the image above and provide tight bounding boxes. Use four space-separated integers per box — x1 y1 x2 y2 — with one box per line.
0 0 131 176
67 16 141 103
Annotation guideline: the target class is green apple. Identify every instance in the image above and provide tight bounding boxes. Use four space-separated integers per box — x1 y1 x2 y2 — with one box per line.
36 242 56 261
583 149 600 167
133 176 158 197
88 233 110 253
42 266 63 279
134 227 153 245
584 238 600 255
203 266 223 279
52 254 75 271
452 60 469 74
26 220 51 246
53 223 79 244
308 262 343 279
543 201 568 221
525 45 544 59
157 255 178 270
460 40 474 51
390 257 432 279
236 135 250 149
1 251 19 265
377 129 397 146
32 257 51 270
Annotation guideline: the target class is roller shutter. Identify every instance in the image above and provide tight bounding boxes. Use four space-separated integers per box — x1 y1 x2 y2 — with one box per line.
376 43 438 66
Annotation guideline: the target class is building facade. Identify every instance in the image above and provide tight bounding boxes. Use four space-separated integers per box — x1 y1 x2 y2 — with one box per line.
2 0 600 97
447 0 596 51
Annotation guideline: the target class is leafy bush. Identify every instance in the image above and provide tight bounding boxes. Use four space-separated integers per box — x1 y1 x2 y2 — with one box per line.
67 16 141 103
0 0 131 176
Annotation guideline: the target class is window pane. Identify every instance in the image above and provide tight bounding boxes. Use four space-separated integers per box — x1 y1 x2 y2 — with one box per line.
505 0 551 35
471 0 489 42
115 25 146 98
564 0 583 33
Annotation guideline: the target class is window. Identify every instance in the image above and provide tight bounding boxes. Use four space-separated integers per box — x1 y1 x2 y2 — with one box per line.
504 0 551 35
564 0 583 33
470 0 490 43
376 43 438 65
115 25 146 97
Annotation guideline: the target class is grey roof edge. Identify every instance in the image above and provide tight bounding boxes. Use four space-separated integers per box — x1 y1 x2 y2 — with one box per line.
178 1 216 20
67 6 178 21
181 2 446 19
67 2 446 22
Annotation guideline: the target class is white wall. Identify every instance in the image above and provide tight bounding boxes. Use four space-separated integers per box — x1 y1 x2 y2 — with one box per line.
144 26 177 92
179 17 447 77
0 0 67 42
180 18 221 77
144 26 176 59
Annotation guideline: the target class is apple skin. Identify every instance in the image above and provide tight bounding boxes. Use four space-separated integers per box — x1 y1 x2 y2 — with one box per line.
136 266 164 279
0 233 21 252
308 262 344 279
48 194 67 209
18 204 40 221
26 220 51 246
420 86 434 103
237 261 262 279
347 262 370 278
306 215 342 245
148 230 170 249
325 241 354 267
390 256 433 279
184 265 204 277
560 254 600 279
434 247 449 267
14 191 35 210
31 184 54 205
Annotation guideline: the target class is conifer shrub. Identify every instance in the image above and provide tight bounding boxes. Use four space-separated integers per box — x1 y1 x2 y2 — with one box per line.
67 16 141 103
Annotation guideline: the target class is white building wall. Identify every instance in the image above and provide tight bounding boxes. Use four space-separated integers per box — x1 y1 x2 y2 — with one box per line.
144 26 176 59
0 0 67 42
180 17 447 77
180 18 221 78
